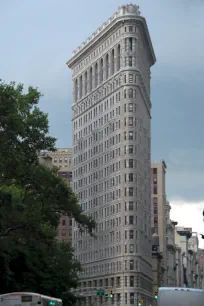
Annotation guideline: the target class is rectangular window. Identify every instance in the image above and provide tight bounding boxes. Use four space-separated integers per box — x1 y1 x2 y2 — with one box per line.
128 103 133 112
129 145 133 154
129 74 133 83
129 187 133 196
129 244 134 254
153 168 157 174
130 260 134 270
154 187 157 194
129 202 134 210
125 276 127 287
129 230 134 239
128 117 133 126
130 293 134 305
129 173 133 182
153 197 157 204
129 159 133 168
117 293 121 303
128 131 133 140
129 216 134 224
130 276 134 287
62 219 66 226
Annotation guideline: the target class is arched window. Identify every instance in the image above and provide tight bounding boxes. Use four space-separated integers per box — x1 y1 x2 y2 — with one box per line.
129 88 133 98
105 54 109 79
79 75 82 99
111 49 115 75
100 58 103 83
95 63 98 87
117 44 121 71
75 79 78 102
84 71 88 95
89 67 92 92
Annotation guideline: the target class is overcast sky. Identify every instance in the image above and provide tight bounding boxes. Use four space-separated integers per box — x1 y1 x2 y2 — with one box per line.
1 0 204 242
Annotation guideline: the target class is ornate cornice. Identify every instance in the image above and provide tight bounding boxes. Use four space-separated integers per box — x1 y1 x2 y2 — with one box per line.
67 4 156 68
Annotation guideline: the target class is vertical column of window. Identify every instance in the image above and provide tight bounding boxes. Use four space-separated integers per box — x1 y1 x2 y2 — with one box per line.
84 71 88 95
100 58 103 84
117 44 121 71
132 38 136 67
153 168 158 233
124 38 127 66
75 78 78 102
105 53 109 80
95 62 98 88
111 48 115 75
79 75 83 99
128 38 133 67
89 67 93 92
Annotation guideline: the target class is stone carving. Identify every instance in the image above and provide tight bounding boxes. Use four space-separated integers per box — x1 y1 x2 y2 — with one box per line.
72 4 141 56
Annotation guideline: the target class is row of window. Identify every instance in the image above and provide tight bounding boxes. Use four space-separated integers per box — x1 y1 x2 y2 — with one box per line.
80 200 137 215
76 244 139 262
73 90 137 133
74 28 123 74
73 72 138 118
75 46 121 101
74 145 139 167
73 135 145 168
79 274 139 291
76 185 141 202
82 293 137 306
74 40 138 103
80 259 139 278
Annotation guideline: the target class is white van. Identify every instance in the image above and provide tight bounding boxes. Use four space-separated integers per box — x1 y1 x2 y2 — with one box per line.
158 287 204 306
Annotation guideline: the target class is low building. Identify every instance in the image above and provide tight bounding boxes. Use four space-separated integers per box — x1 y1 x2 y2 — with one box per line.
188 233 199 288
39 148 72 243
175 227 203 288
175 245 183 287
197 249 204 289
152 233 163 291
151 161 167 285
166 201 177 286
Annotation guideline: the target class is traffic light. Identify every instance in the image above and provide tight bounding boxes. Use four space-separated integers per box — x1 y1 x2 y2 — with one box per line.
154 290 158 299
50 302 55 305
109 290 113 298
138 299 143 306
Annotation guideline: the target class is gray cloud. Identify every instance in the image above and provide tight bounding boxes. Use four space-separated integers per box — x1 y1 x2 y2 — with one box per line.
0 0 204 202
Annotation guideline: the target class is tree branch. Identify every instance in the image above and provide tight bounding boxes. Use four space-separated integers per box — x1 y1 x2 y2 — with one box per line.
0 225 25 237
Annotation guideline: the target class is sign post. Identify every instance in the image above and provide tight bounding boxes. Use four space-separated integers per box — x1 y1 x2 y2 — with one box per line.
96 290 104 296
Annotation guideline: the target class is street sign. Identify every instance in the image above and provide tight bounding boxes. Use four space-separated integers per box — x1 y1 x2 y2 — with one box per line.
96 290 104 296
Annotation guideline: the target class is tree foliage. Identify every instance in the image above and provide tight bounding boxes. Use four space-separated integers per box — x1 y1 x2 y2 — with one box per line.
0 80 94 304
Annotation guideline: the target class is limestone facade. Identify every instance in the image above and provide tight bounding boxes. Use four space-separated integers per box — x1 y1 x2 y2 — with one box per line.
67 4 156 306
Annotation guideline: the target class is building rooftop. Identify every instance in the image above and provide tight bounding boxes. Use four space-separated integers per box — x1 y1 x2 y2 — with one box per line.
71 4 141 57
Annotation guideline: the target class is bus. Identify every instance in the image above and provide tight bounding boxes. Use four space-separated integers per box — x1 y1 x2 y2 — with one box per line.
0 293 62 306
157 287 204 306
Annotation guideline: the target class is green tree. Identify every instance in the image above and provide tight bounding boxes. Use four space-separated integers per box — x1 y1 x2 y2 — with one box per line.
0 80 95 305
